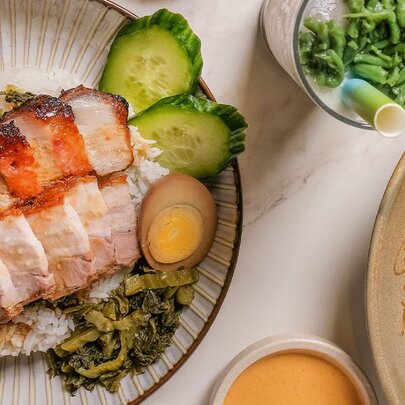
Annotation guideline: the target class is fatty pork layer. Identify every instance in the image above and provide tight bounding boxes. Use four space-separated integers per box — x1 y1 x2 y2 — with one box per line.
0 211 53 322
0 90 139 320
60 86 133 176
100 175 140 268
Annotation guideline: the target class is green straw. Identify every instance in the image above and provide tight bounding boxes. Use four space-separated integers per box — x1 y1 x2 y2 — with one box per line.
341 78 405 137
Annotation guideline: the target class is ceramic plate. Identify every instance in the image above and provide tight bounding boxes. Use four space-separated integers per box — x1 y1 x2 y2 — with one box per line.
0 0 243 403
367 151 405 405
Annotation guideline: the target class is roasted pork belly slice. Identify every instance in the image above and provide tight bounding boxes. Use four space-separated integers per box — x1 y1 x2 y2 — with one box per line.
23 196 93 300
3 95 91 184
66 177 111 240
100 175 140 267
89 237 115 273
0 212 53 311
60 86 133 176
65 176 115 275
0 122 42 199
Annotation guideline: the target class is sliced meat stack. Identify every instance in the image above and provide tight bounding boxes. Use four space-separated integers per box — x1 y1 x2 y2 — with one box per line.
0 87 133 209
0 86 140 322
0 177 139 322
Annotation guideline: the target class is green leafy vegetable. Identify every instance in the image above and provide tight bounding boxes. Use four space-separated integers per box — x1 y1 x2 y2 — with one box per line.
61 327 103 353
99 9 203 113
84 311 114 332
75 332 129 379
175 285 195 305
129 94 247 178
48 262 198 395
0 88 35 106
0 86 35 117
125 268 199 296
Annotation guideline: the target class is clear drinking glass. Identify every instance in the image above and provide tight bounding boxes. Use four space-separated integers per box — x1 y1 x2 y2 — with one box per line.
260 0 371 130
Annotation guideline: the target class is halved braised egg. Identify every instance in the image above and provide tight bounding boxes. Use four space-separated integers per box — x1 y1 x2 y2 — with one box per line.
138 174 217 272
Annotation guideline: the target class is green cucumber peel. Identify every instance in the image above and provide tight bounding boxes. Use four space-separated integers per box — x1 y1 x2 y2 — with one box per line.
99 8 203 112
151 94 247 157
130 94 247 178
115 8 202 87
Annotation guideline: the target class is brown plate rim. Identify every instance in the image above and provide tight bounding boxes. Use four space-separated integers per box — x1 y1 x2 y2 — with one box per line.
366 151 405 404
89 1 244 403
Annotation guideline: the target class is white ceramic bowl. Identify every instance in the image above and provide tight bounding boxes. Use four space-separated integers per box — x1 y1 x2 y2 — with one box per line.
210 334 378 405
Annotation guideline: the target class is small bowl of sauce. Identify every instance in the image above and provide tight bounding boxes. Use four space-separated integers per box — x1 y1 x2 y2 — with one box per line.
211 334 377 405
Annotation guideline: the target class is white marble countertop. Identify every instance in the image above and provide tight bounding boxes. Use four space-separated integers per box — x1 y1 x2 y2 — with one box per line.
118 0 405 403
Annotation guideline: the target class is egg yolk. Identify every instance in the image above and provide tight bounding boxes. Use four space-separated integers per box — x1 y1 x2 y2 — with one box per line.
147 205 204 264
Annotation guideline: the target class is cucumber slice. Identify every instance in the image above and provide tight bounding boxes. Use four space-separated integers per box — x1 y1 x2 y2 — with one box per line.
99 9 203 113
129 94 247 178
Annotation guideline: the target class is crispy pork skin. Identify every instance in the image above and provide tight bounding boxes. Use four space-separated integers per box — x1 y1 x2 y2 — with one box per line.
3 95 91 184
0 122 42 199
100 175 140 267
60 86 133 176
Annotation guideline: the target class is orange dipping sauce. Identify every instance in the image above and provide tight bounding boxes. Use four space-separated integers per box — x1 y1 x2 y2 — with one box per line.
224 352 364 405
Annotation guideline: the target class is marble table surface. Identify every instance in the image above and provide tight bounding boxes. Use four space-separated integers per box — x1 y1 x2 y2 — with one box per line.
119 0 404 403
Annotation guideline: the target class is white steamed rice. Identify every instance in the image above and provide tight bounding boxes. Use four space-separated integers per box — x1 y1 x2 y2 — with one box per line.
0 67 81 97
88 267 130 300
126 125 169 210
0 306 74 356
0 72 168 356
